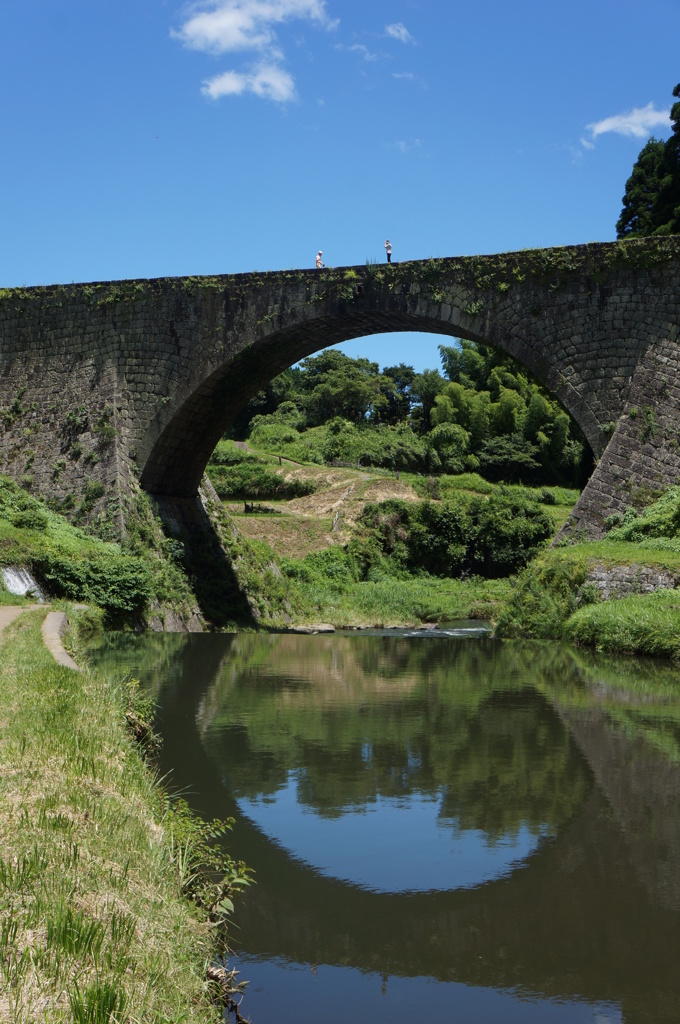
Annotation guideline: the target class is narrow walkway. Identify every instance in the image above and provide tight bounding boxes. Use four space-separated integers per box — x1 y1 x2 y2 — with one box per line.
41 611 81 672
0 604 81 671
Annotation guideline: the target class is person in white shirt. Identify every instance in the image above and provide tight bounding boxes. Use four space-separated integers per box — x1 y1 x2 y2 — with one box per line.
316 251 324 268
384 239 392 263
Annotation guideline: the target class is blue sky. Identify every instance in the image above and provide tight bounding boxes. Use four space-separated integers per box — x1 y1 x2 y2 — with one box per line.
1 0 678 371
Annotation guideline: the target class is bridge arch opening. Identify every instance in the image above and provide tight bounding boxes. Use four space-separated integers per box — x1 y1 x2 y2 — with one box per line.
139 318 594 499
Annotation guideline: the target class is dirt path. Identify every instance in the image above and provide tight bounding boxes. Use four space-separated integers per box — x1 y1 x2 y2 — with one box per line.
227 462 423 557
0 604 81 671
0 605 26 636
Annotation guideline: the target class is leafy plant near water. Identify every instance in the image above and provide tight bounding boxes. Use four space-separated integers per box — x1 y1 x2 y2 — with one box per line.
495 552 595 640
160 795 253 924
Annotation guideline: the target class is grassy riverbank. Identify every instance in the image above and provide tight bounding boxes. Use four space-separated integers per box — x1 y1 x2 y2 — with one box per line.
0 610 243 1022
2 459 680 658
496 537 680 659
287 575 511 627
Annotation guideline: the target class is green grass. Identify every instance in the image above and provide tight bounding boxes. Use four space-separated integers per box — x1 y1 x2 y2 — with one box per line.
409 472 495 497
495 536 680 659
291 576 511 626
0 611 248 1022
0 588 32 607
561 537 680 568
564 589 680 659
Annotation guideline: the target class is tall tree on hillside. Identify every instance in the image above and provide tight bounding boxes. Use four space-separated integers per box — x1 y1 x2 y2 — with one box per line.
382 363 416 423
617 83 680 238
410 369 446 432
296 350 388 425
615 138 667 238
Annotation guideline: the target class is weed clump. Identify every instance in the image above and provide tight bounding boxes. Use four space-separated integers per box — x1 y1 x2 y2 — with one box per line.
605 486 680 542
495 553 596 640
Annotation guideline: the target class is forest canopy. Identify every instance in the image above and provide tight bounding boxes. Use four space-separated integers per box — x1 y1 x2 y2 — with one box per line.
228 341 592 488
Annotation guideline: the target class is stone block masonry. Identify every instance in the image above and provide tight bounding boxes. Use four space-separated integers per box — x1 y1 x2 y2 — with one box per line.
1 236 679 536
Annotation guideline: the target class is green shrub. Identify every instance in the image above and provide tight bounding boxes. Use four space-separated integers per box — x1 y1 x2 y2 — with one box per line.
281 546 357 587
208 462 315 500
495 553 595 639
466 490 554 576
9 507 48 531
358 492 552 580
32 554 152 617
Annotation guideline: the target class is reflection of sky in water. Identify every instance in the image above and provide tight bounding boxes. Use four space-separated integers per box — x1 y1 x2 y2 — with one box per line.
236 770 551 892
235 955 623 1024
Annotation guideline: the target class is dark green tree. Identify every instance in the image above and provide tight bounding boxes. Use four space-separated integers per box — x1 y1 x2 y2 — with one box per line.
410 368 446 432
436 342 589 484
616 138 668 238
617 83 680 238
381 363 416 423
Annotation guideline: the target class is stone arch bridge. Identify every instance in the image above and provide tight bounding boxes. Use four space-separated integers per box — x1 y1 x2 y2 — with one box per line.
1 236 679 536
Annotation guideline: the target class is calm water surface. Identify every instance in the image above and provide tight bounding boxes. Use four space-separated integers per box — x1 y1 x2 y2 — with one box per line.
88 630 680 1024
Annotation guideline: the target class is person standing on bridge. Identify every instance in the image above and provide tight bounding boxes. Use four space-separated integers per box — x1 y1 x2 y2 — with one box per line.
316 250 325 268
384 239 392 263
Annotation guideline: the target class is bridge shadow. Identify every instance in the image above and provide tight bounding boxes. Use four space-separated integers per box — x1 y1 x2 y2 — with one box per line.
151 491 258 629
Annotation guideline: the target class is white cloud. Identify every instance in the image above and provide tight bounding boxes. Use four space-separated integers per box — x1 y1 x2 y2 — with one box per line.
175 0 330 54
336 42 379 61
583 102 670 145
173 0 335 102
202 62 296 101
385 22 414 44
393 138 421 154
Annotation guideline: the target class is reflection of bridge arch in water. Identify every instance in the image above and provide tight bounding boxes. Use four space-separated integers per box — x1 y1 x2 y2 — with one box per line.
153 634 680 1024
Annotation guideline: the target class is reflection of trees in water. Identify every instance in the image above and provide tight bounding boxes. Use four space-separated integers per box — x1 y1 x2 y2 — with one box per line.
435 691 589 840
200 636 592 839
86 631 191 697
525 640 680 766
87 630 680 1022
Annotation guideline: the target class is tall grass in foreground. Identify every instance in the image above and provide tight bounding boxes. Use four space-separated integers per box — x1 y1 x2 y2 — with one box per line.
0 611 234 1023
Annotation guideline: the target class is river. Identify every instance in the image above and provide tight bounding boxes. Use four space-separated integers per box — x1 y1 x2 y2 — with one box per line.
88 629 680 1024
